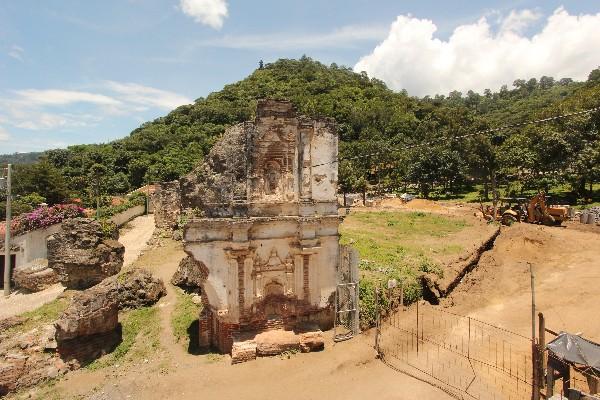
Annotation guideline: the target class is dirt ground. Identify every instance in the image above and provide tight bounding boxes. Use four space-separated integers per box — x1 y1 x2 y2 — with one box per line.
29 239 454 400
10 204 600 400
119 214 155 267
444 221 600 342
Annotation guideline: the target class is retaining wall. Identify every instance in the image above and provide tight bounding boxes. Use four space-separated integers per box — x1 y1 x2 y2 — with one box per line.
108 204 146 227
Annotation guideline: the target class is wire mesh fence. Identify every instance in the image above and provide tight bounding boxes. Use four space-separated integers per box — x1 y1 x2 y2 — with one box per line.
376 301 534 400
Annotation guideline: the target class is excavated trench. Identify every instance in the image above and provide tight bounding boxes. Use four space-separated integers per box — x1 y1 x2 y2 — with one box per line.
421 227 501 305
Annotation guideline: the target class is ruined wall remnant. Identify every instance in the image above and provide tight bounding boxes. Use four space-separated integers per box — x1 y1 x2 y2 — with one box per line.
13 259 58 292
47 218 124 290
171 255 208 292
152 180 182 229
54 280 121 366
183 99 341 357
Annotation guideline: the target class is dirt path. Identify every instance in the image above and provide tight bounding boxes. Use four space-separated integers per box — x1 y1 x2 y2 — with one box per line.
129 239 189 362
119 214 156 267
0 283 65 319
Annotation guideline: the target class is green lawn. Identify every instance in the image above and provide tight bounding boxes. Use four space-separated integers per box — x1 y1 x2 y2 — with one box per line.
340 210 469 327
171 289 202 352
88 306 160 370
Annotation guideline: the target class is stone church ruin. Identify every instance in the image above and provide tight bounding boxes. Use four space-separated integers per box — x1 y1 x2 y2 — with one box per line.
155 99 357 361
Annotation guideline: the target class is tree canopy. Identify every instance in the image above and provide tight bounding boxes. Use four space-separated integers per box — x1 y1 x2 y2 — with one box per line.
4 58 600 206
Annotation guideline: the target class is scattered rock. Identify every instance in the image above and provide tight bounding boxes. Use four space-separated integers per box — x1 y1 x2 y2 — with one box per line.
255 330 300 357
48 218 125 290
116 268 166 310
13 259 58 292
231 339 257 364
171 256 208 292
0 316 28 333
171 230 183 241
299 331 325 353
54 281 118 341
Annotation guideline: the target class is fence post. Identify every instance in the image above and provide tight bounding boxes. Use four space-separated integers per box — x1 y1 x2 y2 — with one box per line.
530 262 540 400
538 312 546 390
375 285 380 355
400 280 404 308
416 299 419 354
468 317 471 359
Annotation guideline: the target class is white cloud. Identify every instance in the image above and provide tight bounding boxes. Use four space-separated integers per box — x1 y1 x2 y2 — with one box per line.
14 89 121 106
499 9 542 34
180 0 228 29
354 7 600 96
104 81 192 110
7 45 24 62
195 24 388 50
0 82 191 132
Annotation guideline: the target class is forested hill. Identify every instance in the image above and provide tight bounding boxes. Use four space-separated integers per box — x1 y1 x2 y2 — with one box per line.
5 57 600 207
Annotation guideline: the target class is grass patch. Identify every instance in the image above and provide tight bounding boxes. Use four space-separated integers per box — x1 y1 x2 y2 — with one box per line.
205 353 224 363
87 306 160 370
340 210 468 328
6 296 70 335
171 289 202 351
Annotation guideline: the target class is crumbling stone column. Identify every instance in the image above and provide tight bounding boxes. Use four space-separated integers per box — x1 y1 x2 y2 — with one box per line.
153 181 182 230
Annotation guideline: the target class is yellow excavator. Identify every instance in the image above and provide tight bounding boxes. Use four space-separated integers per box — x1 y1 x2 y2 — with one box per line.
524 191 569 226
480 191 569 226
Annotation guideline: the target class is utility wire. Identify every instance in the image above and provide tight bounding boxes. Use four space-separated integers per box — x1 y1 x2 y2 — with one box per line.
311 106 600 168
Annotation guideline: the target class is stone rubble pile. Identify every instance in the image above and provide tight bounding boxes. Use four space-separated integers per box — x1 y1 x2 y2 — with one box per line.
114 268 166 310
170 255 207 293
578 206 600 224
0 266 165 395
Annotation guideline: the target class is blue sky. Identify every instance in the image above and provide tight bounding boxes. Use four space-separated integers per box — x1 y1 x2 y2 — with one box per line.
1 0 599 153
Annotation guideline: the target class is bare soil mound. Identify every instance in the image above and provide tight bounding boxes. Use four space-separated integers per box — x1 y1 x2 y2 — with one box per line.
444 223 600 341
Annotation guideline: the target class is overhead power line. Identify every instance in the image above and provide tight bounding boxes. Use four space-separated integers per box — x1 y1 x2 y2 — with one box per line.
311 105 600 168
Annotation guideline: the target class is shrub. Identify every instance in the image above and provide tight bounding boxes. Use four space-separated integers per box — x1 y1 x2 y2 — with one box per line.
97 192 147 219
10 203 86 236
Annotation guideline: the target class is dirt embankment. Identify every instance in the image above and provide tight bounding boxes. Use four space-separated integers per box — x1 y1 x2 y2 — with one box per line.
442 223 600 341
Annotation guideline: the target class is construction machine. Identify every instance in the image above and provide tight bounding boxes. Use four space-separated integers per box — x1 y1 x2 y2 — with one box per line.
525 191 569 226
480 191 570 226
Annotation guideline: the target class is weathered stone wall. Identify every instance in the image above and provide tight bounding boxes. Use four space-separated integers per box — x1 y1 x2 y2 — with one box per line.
152 180 182 229
55 281 119 342
184 100 341 355
13 259 58 292
47 218 124 290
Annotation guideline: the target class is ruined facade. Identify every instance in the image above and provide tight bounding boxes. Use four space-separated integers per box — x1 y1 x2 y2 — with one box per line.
183 100 341 353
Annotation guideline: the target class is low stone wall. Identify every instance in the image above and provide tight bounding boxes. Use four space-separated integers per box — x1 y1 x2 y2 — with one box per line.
108 204 146 227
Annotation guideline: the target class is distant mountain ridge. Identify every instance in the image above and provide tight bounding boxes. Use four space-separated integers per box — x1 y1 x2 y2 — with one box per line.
0 152 42 165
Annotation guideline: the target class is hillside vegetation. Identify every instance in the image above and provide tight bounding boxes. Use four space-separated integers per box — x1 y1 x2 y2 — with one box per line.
2 57 600 210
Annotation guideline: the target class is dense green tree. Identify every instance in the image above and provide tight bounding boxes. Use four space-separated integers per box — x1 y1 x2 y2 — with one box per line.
2 57 599 204
12 161 69 204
